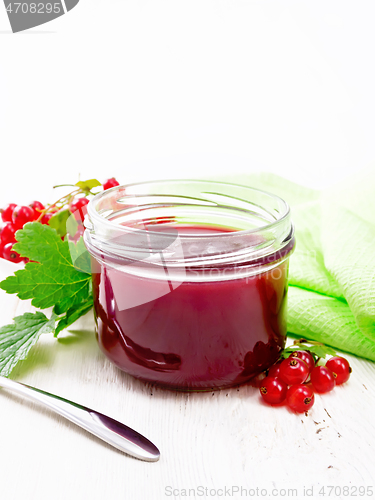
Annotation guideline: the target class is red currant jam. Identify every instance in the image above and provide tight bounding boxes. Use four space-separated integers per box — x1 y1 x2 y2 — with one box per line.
91 225 292 390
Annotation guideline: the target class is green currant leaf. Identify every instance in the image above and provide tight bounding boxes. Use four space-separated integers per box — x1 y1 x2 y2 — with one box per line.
66 213 78 237
48 209 71 237
68 236 92 274
282 342 337 360
308 344 337 358
0 312 56 377
55 297 94 336
0 223 91 314
75 179 101 191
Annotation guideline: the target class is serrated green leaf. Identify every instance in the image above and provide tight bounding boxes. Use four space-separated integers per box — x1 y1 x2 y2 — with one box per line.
309 344 337 358
1 223 91 314
283 343 337 360
55 297 93 336
48 209 71 237
66 213 78 237
68 236 92 274
13 222 68 264
75 179 101 191
0 312 56 377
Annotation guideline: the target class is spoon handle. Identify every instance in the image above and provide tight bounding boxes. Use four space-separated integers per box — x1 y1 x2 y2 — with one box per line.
0 376 160 462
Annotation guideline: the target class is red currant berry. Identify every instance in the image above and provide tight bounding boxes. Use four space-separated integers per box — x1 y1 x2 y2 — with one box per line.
286 384 314 413
278 357 309 385
310 366 336 393
70 197 90 222
103 177 120 190
2 243 23 263
260 376 287 405
267 361 282 378
325 357 352 385
29 201 45 220
12 205 35 230
0 222 17 245
289 350 315 373
1 203 17 223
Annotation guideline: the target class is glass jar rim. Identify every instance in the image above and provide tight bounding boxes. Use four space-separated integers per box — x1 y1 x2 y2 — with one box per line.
84 179 295 276
86 178 291 237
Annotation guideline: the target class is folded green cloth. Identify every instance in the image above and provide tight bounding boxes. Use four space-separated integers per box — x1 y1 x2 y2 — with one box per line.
218 169 375 361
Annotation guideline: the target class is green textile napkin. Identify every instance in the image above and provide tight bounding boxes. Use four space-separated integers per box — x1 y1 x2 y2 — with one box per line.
218 169 375 361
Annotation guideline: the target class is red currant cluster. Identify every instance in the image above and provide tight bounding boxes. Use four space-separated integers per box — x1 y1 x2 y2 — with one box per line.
0 177 119 264
0 202 43 263
259 351 351 413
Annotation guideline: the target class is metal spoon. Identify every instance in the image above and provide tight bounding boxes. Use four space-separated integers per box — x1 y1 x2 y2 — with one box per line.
0 375 160 462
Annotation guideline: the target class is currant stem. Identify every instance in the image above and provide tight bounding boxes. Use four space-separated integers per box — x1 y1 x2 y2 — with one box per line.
36 188 82 222
53 184 76 189
293 338 325 347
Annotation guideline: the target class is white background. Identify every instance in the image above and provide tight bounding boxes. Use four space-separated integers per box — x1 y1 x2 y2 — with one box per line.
1 0 375 204
1 2 375 500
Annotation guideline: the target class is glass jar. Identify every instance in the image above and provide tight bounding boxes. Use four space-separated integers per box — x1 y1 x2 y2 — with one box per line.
84 180 295 391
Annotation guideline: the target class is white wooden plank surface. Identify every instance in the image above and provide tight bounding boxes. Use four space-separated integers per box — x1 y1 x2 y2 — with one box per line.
1 260 374 500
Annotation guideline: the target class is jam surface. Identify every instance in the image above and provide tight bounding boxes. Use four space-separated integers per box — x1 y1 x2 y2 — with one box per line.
91 225 289 390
